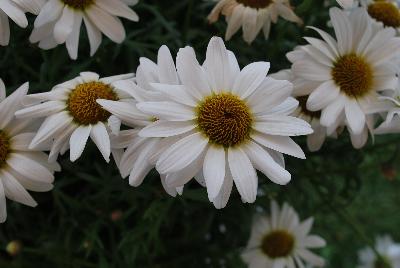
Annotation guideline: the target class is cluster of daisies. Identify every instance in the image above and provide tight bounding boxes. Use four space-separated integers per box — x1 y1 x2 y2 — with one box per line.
2 0 400 267
0 0 139 59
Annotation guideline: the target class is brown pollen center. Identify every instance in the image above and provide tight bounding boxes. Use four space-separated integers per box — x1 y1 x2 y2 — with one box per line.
331 53 373 98
261 230 295 259
368 1 400 28
236 0 273 9
67 81 118 125
62 0 94 9
0 131 10 168
196 93 253 147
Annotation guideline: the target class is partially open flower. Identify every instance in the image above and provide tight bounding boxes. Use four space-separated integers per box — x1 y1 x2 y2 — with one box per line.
208 0 302 43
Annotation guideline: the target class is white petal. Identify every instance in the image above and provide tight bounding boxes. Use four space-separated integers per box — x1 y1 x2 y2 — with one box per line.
254 115 313 136
306 80 340 111
156 132 208 174
251 132 306 159
90 122 111 162
1 170 37 207
203 146 225 200
228 147 257 203
85 5 125 43
345 99 365 135
0 180 6 223
139 120 195 138
244 141 291 185
232 62 270 98
176 46 211 99
136 102 195 121
203 36 232 92
70 125 92 162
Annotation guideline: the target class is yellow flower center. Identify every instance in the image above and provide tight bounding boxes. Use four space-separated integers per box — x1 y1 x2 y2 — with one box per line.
62 0 94 9
0 131 10 168
297 96 321 119
368 1 400 28
236 0 273 9
67 81 118 125
261 230 295 259
331 53 373 98
196 93 253 147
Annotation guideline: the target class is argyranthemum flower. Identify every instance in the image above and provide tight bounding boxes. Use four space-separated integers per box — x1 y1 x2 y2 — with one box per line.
15 72 134 163
0 79 60 223
137 36 312 208
208 0 302 44
30 0 139 59
358 235 400 268
98 46 183 197
0 0 45 46
289 7 400 145
241 201 326 268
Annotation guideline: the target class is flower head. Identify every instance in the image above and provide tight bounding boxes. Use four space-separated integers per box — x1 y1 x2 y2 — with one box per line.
208 0 302 43
137 36 312 208
0 79 59 223
15 72 134 163
30 0 139 59
288 7 400 148
358 235 400 268
241 201 326 267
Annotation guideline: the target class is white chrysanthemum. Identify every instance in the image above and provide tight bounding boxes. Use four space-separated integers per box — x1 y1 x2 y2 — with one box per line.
0 79 60 223
98 46 184 197
289 7 400 148
15 72 134 163
0 0 45 46
137 36 312 208
207 0 302 44
241 201 326 268
30 0 139 59
358 235 400 268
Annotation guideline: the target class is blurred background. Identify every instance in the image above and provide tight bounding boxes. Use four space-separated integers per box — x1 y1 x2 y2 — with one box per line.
0 0 399 267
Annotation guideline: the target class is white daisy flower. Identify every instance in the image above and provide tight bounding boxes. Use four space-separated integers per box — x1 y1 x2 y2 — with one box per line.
30 0 139 59
97 46 184 197
289 7 400 146
207 0 303 44
0 0 45 46
15 72 134 163
137 36 312 209
0 79 60 223
358 235 400 268
241 201 326 268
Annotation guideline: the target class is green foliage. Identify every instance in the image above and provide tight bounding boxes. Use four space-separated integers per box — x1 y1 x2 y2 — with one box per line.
0 0 399 267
